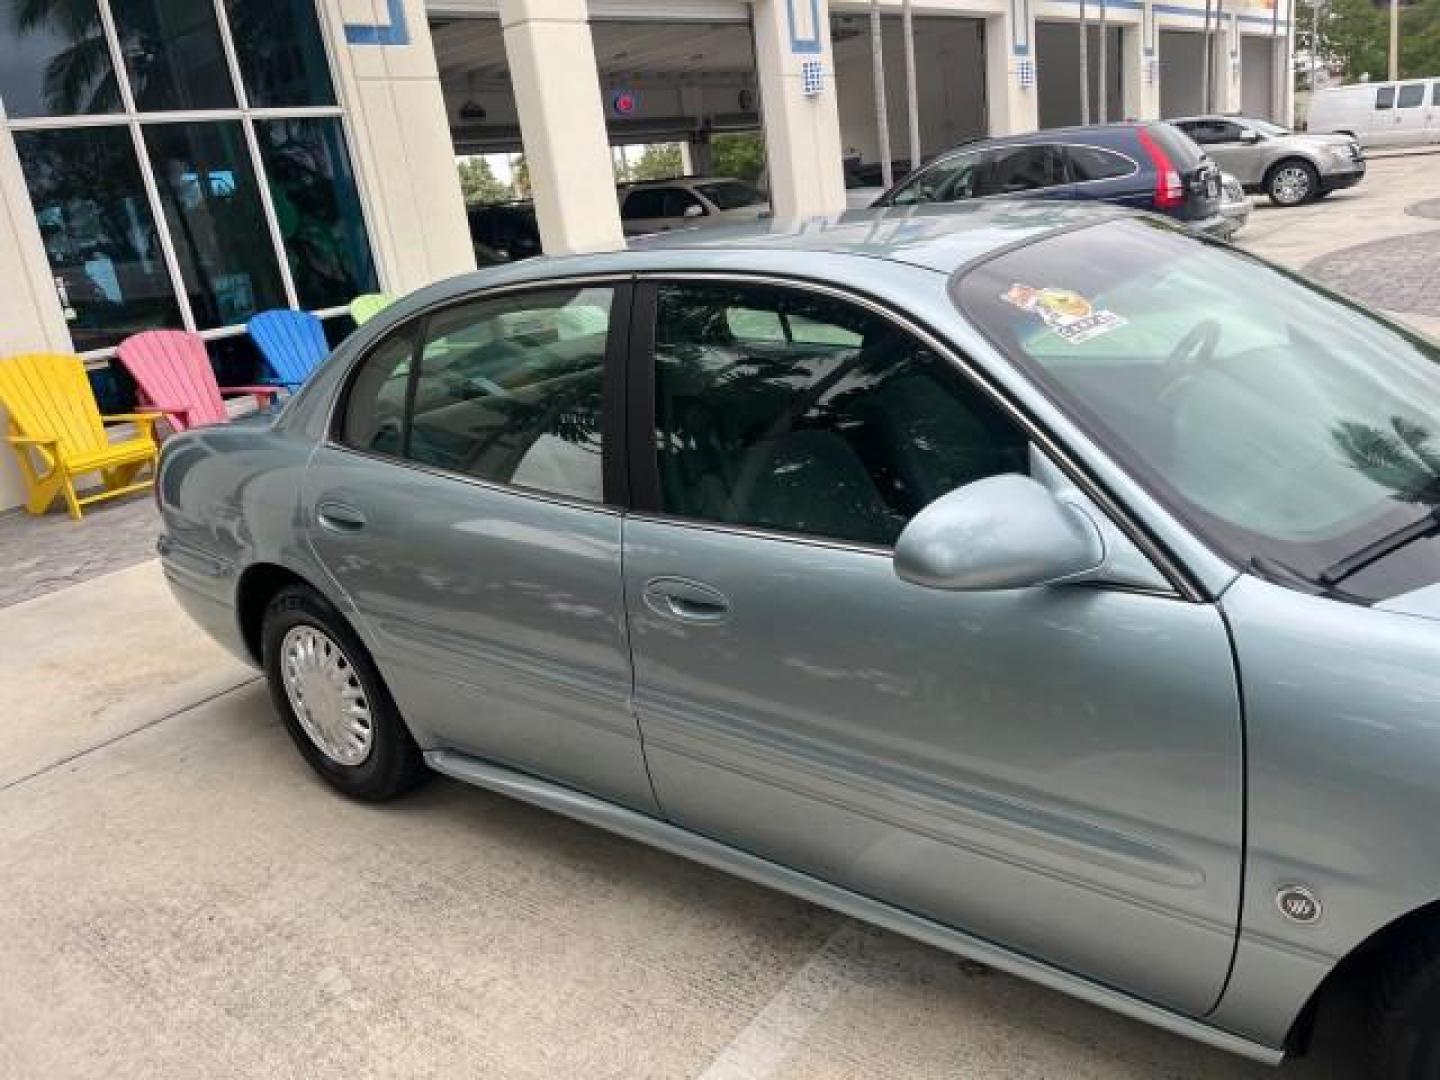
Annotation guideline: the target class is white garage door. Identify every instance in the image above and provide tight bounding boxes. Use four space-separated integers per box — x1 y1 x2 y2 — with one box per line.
1159 30 1206 117
1242 36 1275 120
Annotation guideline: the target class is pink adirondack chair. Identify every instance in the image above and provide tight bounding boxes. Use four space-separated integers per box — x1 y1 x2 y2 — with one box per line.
116 330 281 433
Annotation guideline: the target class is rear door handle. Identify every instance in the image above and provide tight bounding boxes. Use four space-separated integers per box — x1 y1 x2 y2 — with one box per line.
316 500 367 533
642 577 730 624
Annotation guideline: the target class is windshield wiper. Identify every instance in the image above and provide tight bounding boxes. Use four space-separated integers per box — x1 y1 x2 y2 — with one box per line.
1317 508 1440 588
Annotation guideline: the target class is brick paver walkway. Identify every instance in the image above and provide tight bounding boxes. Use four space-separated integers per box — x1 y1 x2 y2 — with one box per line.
0 494 160 609
1303 229 1440 317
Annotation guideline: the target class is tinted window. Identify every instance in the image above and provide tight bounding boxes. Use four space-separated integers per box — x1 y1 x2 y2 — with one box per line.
13 127 181 351
1376 86 1396 109
652 283 1029 546
1067 145 1135 182
979 145 1067 196
1398 83 1426 108
340 328 417 456
109 0 236 111
144 121 287 328
255 117 377 309
405 287 612 501
225 0 337 107
886 150 989 205
0 0 120 117
956 219 1440 603
664 188 704 217
622 189 667 220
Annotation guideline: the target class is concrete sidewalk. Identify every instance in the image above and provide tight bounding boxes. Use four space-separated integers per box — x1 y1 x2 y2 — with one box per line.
0 559 1358 1078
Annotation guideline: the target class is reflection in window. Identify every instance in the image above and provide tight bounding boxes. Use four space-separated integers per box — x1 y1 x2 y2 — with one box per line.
654 284 1028 546
0 0 120 117
405 288 613 500
13 127 181 351
256 118 377 310
225 0 335 107
108 0 236 110
144 121 286 329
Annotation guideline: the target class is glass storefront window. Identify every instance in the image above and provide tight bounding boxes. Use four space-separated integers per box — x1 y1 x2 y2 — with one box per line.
256 117 376 310
225 0 335 107
5 0 375 356
13 127 181 351
144 121 286 328
108 0 236 111
0 0 121 117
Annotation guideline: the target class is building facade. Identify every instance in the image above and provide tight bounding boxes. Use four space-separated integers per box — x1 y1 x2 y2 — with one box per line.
0 0 1291 511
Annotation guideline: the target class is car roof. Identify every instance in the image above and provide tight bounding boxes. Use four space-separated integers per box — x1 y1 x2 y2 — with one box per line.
433 201 1129 291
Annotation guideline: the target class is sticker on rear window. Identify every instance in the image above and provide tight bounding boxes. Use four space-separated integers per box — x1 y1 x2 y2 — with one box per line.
1002 284 1127 344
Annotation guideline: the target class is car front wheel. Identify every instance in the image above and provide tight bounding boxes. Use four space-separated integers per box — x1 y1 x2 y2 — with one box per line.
1267 160 1319 207
262 584 429 801
1370 927 1440 1079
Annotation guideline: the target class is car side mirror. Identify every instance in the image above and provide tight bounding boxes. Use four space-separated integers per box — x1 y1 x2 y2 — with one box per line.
1239 129 1261 144
893 474 1105 592
683 203 705 218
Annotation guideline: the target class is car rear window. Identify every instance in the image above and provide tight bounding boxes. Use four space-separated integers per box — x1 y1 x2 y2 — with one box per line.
1142 123 1204 169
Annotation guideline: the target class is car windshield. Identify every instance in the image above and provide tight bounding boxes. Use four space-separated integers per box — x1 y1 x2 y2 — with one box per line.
695 181 766 210
956 218 1440 603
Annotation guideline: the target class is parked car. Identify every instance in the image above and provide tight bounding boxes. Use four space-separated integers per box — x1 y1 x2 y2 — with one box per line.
1170 116 1366 206
1308 78 1440 149
1216 171 1251 238
618 176 768 236
159 203 1440 1078
868 123 1228 237
466 201 541 265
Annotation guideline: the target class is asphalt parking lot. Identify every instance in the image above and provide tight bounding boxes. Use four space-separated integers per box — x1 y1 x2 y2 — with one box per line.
3 152 1437 1079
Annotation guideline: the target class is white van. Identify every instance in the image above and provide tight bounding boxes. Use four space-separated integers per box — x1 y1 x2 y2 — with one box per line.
1308 80 1440 148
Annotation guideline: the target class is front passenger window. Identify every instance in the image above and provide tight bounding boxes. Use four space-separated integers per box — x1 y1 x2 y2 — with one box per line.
651 283 1030 547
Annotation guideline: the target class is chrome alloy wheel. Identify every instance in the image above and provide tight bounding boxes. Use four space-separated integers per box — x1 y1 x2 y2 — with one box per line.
1272 165 1313 205
280 625 374 766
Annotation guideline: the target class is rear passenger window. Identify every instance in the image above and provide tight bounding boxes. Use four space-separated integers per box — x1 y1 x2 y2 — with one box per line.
1376 86 1396 109
1398 84 1426 108
650 283 1029 547
1067 146 1135 182
622 189 666 220
979 145 1067 196
340 287 613 503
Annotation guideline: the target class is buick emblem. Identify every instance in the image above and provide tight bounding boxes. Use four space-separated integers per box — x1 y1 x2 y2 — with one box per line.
1276 885 1322 925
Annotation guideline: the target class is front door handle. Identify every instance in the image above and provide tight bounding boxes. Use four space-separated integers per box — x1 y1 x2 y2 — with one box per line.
642 576 730 624
316 500 367 533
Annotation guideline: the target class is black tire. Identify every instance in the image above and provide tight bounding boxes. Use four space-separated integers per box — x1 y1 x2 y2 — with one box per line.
1369 925 1440 1079
261 584 428 801
1267 159 1320 207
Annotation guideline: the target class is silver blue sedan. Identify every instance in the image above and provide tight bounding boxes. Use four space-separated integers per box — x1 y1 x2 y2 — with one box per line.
157 203 1440 1076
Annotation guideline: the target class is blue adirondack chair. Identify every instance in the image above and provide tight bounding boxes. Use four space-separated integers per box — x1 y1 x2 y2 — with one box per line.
247 309 330 391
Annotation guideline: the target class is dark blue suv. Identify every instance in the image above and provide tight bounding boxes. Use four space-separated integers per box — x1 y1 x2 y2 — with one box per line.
869 123 1227 235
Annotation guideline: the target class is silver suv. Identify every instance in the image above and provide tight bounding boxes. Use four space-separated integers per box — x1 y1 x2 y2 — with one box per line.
1171 115 1366 206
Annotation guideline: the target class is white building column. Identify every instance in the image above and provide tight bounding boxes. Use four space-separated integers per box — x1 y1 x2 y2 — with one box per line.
751 0 847 220
1123 5 1162 120
1210 12 1243 114
498 0 624 254
322 0 474 291
0 131 73 509
985 2 1039 136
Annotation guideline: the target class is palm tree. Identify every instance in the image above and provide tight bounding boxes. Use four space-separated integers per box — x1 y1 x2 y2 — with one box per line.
9 0 121 115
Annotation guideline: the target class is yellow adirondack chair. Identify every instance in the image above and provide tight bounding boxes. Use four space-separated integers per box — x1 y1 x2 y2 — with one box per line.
0 353 161 520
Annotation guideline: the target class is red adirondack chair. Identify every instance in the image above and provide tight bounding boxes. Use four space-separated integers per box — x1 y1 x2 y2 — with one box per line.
116 330 281 433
